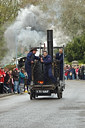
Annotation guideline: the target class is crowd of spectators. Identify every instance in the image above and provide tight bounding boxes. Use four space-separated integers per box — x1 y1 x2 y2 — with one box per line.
64 65 85 80
0 67 28 94
0 65 85 94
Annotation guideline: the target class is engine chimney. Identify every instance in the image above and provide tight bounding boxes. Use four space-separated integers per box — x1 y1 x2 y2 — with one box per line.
47 30 53 61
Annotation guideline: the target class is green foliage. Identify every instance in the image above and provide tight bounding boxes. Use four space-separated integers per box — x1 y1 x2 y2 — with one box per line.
65 34 85 63
0 26 8 61
0 0 20 60
59 0 85 36
0 0 20 26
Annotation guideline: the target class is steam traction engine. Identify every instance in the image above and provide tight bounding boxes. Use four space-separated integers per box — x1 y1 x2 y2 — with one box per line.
29 30 65 100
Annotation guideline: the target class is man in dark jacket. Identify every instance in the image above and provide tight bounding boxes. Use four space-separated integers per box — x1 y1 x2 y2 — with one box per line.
41 51 57 85
25 48 40 85
71 66 75 80
12 68 19 93
56 48 63 80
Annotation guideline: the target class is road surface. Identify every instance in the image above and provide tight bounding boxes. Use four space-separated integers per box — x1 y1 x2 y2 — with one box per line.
0 80 85 128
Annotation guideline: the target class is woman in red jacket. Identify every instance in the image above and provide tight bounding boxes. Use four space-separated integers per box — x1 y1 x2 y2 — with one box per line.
0 68 6 94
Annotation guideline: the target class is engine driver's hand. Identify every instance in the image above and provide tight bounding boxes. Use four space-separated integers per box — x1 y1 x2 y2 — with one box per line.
41 58 43 62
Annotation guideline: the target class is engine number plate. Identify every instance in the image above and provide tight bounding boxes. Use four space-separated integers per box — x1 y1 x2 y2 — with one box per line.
36 90 49 93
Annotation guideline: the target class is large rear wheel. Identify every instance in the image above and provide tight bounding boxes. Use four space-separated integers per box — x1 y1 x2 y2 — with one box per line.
57 86 62 99
33 92 35 99
30 90 33 100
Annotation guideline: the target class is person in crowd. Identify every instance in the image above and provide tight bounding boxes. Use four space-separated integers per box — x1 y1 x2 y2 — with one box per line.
19 68 25 93
24 72 29 92
25 47 40 86
78 66 82 80
12 68 20 94
4 71 11 93
67 66 72 80
41 51 57 85
0 68 6 94
81 66 85 80
71 66 76 80
9 70 14 93
64 66 69 80
75 66 79 80
56 48 63 81
83 66 85 80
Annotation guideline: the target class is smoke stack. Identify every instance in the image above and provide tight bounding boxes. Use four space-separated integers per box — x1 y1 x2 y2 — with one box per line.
47 30 53 61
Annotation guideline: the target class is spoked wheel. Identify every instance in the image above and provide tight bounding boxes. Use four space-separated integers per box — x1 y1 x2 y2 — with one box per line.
57 86 62 99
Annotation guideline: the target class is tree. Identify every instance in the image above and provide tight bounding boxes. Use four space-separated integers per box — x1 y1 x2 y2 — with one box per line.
65 34 85 63
0 0 20 26
0 0 20 61
59 0 85 37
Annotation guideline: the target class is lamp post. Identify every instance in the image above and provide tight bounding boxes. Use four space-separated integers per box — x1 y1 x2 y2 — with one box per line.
15 33 18 68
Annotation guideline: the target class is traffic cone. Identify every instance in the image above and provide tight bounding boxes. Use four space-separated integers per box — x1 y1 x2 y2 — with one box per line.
25 85 28 93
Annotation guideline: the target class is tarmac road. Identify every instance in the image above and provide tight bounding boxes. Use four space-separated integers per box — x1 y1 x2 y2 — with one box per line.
0 80 85 128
